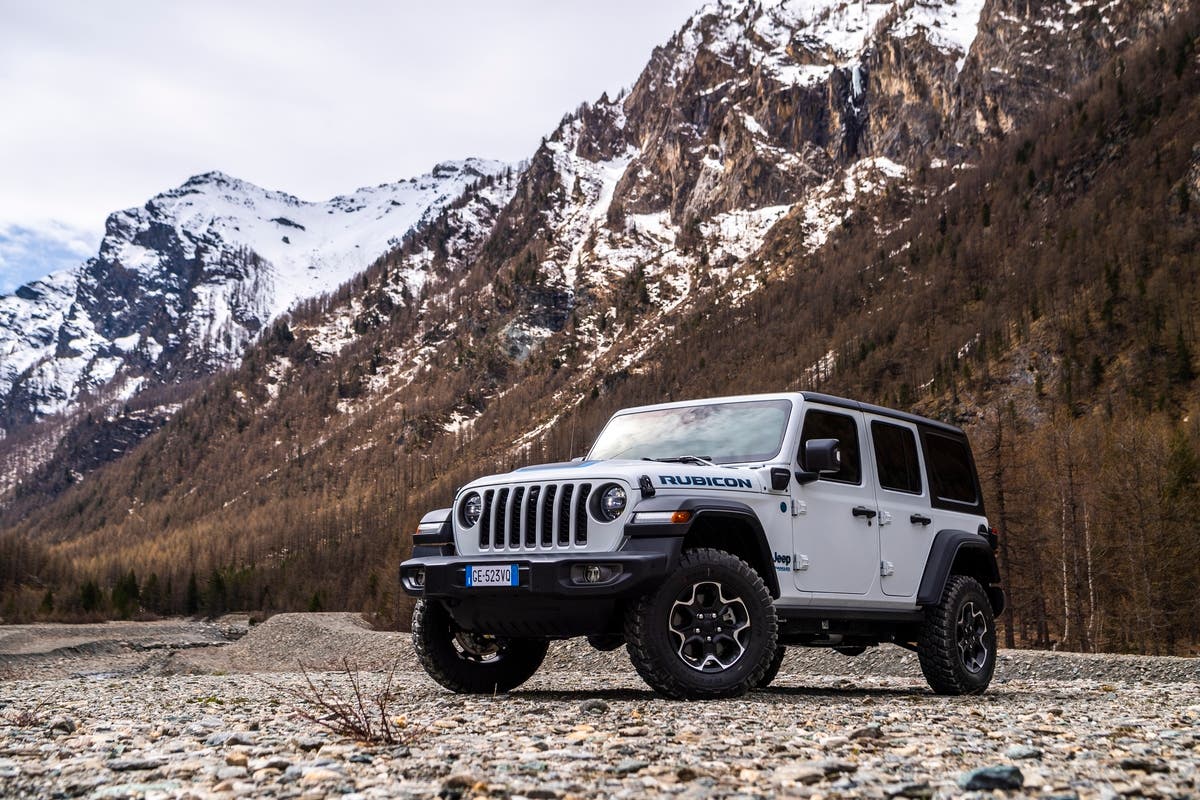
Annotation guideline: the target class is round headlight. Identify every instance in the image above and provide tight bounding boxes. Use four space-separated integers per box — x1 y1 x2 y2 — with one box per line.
598 485 627 521
460 492 482 527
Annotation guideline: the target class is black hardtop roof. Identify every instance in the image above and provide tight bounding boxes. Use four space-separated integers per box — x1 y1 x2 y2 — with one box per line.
800 392 965 436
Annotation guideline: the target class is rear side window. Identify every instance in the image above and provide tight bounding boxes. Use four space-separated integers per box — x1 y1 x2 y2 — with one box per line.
872 421 922 494
922 431 980 510
799 410 862 484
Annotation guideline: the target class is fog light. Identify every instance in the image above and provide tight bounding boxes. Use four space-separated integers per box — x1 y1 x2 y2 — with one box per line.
571 564 619 585
413 567 426 588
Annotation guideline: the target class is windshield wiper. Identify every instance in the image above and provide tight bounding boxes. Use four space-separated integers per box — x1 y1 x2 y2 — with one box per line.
643 455 715 466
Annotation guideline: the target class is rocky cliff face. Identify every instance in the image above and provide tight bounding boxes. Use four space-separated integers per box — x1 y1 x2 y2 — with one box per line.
952 0 1177 144
447 0 1175 401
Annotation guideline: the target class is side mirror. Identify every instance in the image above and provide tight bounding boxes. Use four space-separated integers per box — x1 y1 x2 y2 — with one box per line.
795 439 841 485
806 439 842 472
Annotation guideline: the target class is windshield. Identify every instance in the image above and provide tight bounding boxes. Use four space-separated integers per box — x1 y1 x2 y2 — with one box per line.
588 399 794 464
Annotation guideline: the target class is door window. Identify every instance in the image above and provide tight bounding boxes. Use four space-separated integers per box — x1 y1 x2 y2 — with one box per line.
871 421 922 494
799 410 861 484
922 431 981 510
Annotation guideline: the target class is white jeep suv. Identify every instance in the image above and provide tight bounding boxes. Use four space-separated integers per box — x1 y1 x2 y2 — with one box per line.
400 392 1003 699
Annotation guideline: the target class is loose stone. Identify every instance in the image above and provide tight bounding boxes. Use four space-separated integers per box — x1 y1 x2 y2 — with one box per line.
958 764 1025 790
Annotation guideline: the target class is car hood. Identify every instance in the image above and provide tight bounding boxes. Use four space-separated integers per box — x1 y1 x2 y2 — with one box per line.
460 459 767 493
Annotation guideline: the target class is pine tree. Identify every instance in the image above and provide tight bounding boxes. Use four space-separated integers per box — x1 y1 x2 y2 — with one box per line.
80 581 103 613
142 573 161 615
1172 329 1195 384
112 570 140 618
185 572 200 615
205 570 227 618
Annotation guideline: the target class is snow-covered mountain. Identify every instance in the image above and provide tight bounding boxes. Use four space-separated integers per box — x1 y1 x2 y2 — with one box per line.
0 160 506 431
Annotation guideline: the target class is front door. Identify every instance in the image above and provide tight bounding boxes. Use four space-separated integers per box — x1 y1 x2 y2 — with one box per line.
791 406 879 594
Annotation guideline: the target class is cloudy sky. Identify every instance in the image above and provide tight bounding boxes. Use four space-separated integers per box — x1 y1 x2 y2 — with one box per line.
0 0 700 293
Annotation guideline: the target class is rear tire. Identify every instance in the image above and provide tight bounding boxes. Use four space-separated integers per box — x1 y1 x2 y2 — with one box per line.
625 548 777 699
412 600 548 694
917 575 997 695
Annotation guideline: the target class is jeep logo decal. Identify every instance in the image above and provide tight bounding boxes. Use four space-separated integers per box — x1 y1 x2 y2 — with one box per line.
659 475 754 489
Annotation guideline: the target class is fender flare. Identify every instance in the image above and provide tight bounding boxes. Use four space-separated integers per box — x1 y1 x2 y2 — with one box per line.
625 496 780 598
917 529 1005 615
411 507 454 557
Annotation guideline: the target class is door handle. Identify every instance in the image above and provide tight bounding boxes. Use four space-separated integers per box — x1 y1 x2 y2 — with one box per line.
910 514 932 526
852 506 877 519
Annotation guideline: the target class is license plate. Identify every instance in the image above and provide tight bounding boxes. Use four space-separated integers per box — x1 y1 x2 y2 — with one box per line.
466 564 519 587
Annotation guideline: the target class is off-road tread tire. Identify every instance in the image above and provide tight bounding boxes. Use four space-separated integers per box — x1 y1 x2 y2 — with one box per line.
625 548 778 700
412 599 548 694
753 645 787 689
917 574 996 695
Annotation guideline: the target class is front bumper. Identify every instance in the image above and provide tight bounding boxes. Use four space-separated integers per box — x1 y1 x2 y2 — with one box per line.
400 537 682 599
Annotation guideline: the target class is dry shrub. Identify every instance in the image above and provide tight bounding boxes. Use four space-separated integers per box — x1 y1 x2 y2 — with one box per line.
282 658 422 745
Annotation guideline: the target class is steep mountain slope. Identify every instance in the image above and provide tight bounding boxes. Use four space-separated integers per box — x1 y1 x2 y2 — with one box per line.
1 0 1195 651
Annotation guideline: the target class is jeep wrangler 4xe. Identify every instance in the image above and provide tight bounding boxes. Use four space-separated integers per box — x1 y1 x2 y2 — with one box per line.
400 392 1004 699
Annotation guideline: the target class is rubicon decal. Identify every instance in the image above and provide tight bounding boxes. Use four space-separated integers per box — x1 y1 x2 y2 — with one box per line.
659 475 754 489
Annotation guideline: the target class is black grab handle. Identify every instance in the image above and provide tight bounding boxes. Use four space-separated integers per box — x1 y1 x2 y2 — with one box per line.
852 506 878 519
910 513 933 526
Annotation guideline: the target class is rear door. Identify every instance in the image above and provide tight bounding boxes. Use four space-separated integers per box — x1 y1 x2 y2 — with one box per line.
920 427 989 548
791 405 879 594
869 416 934 598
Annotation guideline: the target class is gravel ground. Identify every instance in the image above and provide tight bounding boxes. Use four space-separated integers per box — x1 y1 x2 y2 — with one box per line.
1 614 1198 799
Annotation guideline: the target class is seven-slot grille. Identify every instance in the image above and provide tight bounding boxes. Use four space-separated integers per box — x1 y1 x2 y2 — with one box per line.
473 482 594 551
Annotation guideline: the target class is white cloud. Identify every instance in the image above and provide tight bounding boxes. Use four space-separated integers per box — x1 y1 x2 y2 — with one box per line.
0 221 98 293
0 0 700 282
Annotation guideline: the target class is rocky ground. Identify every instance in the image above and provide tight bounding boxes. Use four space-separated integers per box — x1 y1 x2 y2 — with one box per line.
0 614 1197 799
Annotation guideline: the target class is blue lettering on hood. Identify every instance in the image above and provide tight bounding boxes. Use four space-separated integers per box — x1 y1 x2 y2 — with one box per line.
659 475 754 489
515 461 599 472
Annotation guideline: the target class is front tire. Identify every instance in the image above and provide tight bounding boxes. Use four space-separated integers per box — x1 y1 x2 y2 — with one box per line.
917 575 997 695
412 600 548 694
753 645 787 689
625 548 778 699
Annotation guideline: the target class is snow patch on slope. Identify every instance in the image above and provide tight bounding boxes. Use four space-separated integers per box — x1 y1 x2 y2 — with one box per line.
702 205 794 265
675 0 987 85
799 157 908 252
887 0 988 73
